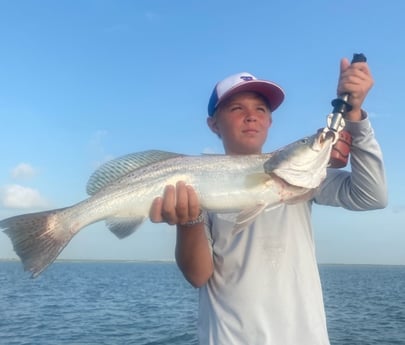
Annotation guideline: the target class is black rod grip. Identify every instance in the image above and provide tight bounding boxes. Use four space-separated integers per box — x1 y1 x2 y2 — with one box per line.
329 53 367 169
351 53 367 64
331 53 367 113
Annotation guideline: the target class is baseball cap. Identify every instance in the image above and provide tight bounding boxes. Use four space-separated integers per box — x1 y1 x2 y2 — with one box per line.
207 72 285 116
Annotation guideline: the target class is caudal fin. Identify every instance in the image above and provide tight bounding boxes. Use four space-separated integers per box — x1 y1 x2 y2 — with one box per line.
0 208 74 278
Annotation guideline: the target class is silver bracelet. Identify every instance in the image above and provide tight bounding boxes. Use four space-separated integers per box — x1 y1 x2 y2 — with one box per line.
180 212 204 227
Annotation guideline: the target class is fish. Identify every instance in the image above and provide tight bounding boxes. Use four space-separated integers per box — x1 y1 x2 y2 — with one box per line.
0 130 334 278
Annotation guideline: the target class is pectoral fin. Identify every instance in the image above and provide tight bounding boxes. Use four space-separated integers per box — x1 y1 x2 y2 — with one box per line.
232 203 268 235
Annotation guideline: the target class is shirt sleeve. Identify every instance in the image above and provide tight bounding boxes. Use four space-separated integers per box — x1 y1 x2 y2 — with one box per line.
313 114 388 210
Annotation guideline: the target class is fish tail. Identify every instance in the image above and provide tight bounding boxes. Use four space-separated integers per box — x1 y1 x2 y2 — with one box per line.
0 207 76 278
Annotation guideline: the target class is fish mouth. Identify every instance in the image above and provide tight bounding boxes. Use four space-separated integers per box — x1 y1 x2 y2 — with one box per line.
322 130 336 142
317 129 337 147
306 130 335 155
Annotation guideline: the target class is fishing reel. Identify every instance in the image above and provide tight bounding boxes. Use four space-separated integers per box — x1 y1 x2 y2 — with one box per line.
326 53 367 168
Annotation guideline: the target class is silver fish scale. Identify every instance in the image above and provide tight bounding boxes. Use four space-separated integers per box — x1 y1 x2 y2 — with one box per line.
97 153 272 195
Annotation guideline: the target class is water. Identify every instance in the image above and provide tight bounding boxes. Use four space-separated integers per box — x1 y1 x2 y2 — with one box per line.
0 261 404 345
0 261 198 345
320 264 405 345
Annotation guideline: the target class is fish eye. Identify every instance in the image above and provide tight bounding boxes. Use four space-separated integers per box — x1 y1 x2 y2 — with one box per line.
300 137 309 144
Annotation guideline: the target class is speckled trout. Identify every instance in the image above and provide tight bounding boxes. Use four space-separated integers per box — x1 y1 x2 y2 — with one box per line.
1 130 334 277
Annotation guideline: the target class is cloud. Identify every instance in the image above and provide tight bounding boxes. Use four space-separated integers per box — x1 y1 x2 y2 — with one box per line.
89 129 108 151
392 205 405 214
0 184 48 209
88 129 115 169
11 163 37 179
202 147 219 154
103 23 129 33
145 11 160 22
368 111 393 119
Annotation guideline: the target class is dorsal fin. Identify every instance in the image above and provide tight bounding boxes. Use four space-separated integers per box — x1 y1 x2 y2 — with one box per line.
86 150 182 195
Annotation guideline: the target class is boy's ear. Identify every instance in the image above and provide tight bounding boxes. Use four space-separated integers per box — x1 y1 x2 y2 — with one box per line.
207 116 220 136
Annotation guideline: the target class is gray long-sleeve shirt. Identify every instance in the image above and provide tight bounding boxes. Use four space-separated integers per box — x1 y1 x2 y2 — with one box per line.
200 116 387 345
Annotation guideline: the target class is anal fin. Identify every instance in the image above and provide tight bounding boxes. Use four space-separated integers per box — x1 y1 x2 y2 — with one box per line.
106 217 145 239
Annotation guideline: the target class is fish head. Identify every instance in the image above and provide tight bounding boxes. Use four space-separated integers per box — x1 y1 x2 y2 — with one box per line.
264 130 335 188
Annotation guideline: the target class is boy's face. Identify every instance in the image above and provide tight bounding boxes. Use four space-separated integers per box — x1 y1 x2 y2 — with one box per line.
207 91 272 155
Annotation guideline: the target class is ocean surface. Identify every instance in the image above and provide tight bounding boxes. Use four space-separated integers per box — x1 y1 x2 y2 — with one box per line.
0 261 404 345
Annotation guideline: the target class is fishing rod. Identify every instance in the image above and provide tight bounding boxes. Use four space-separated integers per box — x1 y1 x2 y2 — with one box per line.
327 53 367 168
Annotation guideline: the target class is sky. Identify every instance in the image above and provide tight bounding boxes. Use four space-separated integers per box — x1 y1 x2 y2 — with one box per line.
0 0 404 266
